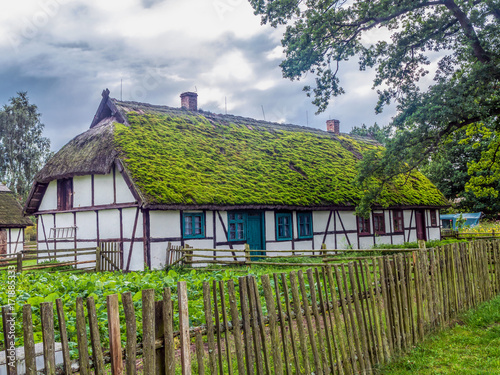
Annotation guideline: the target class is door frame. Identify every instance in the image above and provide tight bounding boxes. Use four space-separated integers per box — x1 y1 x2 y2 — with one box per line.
246 211 266 255
415 210 427 241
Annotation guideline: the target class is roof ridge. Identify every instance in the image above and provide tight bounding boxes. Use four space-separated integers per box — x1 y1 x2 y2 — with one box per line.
112 98 380 144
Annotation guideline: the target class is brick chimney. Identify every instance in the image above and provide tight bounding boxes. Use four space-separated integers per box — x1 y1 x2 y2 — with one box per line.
180 92 198 111
326 119 340 134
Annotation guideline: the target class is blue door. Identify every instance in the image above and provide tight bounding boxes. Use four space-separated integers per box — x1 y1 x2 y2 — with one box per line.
246 212 265 256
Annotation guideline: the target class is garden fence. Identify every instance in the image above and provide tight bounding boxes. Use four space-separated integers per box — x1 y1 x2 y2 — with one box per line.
2 239 499 374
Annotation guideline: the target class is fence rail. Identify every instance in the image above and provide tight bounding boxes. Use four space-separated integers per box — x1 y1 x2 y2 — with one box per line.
0 243 122 273
179 244 422 268
2 239 499 374
441 229 499 239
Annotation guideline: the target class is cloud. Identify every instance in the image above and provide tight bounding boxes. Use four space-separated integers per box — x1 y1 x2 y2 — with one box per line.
0 0 395 151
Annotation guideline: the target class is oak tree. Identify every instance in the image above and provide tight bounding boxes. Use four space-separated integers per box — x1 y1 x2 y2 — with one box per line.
250 0 500 213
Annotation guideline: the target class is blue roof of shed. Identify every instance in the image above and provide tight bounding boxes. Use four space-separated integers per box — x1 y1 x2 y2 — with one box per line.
440 213 482 220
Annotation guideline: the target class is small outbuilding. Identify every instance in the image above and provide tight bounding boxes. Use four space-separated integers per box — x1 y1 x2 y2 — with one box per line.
0 184 32 254
440 212 482 230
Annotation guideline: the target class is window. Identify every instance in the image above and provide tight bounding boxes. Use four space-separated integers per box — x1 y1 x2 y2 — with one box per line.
430 210 438 227
57 178 73 211
357 216 371 235
393 210 404 233
228 212 246 241
297 212 313 239
373 213 386 235
276 213 292 241
183 213 205 239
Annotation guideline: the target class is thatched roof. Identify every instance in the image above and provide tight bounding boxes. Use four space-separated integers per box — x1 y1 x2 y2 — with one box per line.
34 117 118 183
0 184 32 227
28 93 448 212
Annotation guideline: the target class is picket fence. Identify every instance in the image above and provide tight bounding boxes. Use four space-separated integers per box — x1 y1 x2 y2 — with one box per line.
2 239 499 374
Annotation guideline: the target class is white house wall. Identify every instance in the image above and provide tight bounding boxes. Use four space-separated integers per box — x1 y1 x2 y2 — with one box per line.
4 228 24 254
35 167 142 270
35 170 442 271
93 174 115 206
73 176 92 207
38 181 57 211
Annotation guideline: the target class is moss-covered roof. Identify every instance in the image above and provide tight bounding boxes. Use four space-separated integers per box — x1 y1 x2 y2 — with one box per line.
0 185 32 227
33 98 448 210
35 117 118 183
112 100 447 208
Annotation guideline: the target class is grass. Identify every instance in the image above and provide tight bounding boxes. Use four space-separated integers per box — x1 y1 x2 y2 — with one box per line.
376 294 500 374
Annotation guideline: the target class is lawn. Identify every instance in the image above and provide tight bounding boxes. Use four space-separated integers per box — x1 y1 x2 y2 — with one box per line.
376 294 500 374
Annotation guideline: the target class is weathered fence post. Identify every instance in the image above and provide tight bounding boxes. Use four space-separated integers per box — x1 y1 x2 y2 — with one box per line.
178 281 191 375
3 305 17 375
142 289 156 375
22 305 36 375
75 298 91 375
122 292 137 375
96 246 101 272
107 294 123 375
16 253 22 273
87 297 105 375
245 243 251 266
40 302 56 375
55 299 72 375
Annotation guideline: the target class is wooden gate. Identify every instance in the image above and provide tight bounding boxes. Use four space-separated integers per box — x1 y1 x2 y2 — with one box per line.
97 242 122 271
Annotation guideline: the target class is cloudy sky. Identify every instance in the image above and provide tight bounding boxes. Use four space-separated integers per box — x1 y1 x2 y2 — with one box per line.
0 0 395 151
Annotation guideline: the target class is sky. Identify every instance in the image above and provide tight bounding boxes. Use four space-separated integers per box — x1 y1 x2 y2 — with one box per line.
0 0 396 151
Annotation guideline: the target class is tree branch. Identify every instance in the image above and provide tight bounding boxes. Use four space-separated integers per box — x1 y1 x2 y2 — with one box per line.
443 0 491 63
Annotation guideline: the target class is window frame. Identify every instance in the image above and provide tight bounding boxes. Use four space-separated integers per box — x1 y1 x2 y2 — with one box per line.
228 212 247 242
182 212 205 239
276 212 293 241
373 212 386 235
297 212 313 239
57 178 73 211
393 210 404 233
357 216 371 236
430 210 438 227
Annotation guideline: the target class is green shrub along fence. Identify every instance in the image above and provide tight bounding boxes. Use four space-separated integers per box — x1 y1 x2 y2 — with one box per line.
2 239 499 374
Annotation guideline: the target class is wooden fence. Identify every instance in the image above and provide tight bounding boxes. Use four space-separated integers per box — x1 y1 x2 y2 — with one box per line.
0 243 121 273
2 239 499 374
441 229 500 240
178 244 422 268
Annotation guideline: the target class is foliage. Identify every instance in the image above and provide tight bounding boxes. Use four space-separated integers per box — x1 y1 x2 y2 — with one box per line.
421 126 500 217
371 238 467 250
0 268 240 354
114 112 447 208
376 294 500 374
459 219 500 234
0 92 51 200
249 0 500 215
350 123 391 146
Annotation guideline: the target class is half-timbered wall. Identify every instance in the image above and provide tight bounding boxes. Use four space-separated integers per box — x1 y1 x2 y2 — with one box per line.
35 168 441 271
35 166 142 270
0 228 24 254
145 207 441 269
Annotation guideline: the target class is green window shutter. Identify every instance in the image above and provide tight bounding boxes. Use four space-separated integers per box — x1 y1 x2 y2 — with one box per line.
276 213 293 241
183 212 205 239
228 212 247 241
297 212 313 239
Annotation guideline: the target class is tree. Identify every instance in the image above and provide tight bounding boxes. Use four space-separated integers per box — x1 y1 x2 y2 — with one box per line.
249 0 500 213
0 92 51 200
350 123 390 145
421 127 500 217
